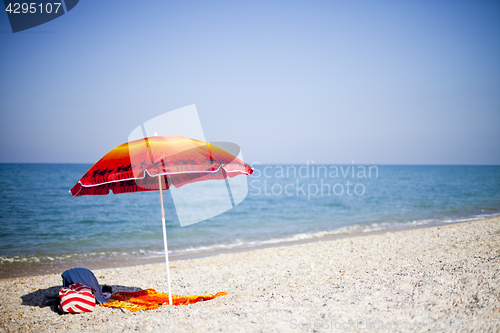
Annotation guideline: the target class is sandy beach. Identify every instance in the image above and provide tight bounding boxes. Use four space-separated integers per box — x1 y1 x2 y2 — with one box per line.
0 217 499 332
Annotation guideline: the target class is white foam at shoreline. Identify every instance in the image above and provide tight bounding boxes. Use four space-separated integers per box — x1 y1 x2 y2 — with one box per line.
169 212 500 255
3 212 498 266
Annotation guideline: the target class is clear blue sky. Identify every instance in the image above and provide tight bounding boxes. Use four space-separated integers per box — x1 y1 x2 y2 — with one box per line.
1 0 499 164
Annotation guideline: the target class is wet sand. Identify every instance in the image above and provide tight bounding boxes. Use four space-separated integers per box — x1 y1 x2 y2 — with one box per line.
0 217 499 332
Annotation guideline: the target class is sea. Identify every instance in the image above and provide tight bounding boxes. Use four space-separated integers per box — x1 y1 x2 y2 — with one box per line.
1 164 499 273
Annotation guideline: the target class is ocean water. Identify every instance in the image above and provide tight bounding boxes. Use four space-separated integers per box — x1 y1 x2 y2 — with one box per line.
1 164 499 269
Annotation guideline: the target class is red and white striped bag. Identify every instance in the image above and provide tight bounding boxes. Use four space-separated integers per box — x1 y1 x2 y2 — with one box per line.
59 283 96 313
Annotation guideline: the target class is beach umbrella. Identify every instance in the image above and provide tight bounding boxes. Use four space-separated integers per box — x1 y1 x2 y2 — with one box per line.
70 135 253 305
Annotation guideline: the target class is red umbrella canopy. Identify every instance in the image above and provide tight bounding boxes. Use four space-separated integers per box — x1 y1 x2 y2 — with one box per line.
71 135 253 197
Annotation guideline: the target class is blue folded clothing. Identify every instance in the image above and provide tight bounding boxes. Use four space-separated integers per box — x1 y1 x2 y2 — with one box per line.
61 268 110 304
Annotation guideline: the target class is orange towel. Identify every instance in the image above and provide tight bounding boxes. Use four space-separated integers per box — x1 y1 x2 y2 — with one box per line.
101 289 227 312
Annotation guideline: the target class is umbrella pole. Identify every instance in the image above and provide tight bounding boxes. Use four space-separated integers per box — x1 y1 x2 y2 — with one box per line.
158 176 173 306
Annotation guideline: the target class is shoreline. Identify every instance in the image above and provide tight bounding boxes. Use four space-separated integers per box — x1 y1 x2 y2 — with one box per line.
0 216 498 332
0 216 481 280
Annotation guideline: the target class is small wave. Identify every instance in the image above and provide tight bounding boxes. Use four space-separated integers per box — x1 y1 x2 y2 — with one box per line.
440 212 500 223
170 239 260 254
0 248 165 266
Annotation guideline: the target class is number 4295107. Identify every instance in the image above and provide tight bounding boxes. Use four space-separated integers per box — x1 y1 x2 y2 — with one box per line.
5 2 62 14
